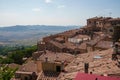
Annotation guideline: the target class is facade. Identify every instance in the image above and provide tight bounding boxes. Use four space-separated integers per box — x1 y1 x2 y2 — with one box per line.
37 41 46 51
15 61 38 80
87 17 120 32
36 60 63 72
107 25 120 42
15 71 37 80
68 35 90 44
36 60 63 80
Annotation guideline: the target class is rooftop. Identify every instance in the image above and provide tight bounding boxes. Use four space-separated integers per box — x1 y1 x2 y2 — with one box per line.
108 18 120 21
73 34 90 39
59 49 120 79
75 72 120 80
38 50 75 63
49 40 66 49
18 61 37 73
95 41 113 49
59 29 79 37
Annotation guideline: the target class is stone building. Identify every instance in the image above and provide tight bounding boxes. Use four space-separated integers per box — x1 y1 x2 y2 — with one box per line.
86 17 120 33
36 61 62 80
15 61 38 80
107 25 120 43
60 49 120 80
35 51 74 80
37 41 46 51
86 34 113 52
46 40 66 52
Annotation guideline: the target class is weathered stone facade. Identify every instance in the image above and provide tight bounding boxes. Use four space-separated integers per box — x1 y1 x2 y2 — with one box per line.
87 17 120 33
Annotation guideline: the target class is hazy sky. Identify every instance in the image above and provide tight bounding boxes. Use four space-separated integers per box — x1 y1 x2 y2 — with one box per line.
0 0 120 27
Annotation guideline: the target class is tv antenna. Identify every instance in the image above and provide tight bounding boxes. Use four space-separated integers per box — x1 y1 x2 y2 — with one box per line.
109 12 112 17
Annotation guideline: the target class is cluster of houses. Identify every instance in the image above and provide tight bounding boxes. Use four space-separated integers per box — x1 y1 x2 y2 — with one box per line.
10 16 120 80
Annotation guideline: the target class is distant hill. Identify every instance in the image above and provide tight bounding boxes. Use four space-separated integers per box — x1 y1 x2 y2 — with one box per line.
0 25 79 46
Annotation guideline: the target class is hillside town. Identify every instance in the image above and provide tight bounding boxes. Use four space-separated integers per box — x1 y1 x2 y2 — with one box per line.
9 16 120 80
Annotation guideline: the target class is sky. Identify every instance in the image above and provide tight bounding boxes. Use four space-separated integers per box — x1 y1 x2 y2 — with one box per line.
0 0 120 27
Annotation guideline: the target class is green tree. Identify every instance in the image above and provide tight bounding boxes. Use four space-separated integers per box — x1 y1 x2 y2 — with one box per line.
23 45 37 57
1 58 14 64
0 45 37 64
0 65 17 80
8 51 24 64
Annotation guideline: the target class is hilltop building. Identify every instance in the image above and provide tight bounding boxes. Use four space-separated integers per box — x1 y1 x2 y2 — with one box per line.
86 17 120 32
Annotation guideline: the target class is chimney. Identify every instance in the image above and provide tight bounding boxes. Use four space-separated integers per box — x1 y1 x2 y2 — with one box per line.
95 78 98 80
90 71 92 74
45 57 48 62
84 63 89 73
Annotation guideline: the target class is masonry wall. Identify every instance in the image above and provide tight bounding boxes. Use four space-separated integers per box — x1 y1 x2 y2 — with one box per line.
36 60 63 73
36 61 42 73
42 62 62 72
46 42 63 52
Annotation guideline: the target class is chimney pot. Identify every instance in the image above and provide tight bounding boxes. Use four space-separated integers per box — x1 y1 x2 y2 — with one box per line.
45 57 48 62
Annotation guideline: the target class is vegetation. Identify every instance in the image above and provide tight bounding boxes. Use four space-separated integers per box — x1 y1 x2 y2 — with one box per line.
0 45 37 64
0 45 25 56
0 65 17 80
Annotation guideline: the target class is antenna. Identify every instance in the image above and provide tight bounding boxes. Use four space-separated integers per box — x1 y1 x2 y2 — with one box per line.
109 12 112 17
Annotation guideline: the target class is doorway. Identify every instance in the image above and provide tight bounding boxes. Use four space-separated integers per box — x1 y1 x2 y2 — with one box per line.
56 66 61 72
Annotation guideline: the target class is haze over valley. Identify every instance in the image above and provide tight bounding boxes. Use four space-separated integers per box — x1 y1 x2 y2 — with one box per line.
0 25 79 46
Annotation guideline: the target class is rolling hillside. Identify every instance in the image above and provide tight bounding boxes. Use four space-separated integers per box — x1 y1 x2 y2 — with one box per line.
0 25 79 46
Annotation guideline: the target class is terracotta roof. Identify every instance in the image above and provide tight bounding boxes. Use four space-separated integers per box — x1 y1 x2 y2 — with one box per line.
49 40 66 49
95 41 113 49
59 29 79 37
108 18 120 21
98 17 112 21
87 17 103 20
94 32 104 36
63 42 76 49
78 42 87 50
63 41 87 50
8 63 20 69
55 37 64 41
86 39 99 46
73 35 90 39
39 50 75 63
57 72 77 80
65 49 120 75
32 51 44 59
18 61 37 73
75 72 120 80
87 17 112 21
86 35 108 46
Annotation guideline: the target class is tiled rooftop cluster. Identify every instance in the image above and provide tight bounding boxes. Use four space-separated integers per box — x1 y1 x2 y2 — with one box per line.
12 16 120 80
59 49 120 79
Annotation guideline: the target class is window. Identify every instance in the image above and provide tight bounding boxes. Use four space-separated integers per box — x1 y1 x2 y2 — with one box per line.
56 66 61 72
109 29 113 32
88 21 91 24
